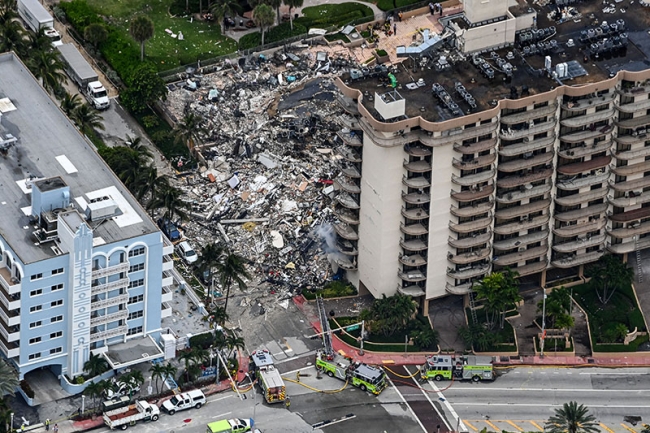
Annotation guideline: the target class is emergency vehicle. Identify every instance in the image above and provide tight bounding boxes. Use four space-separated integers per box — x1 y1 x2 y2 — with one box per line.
419 354 494 382
315 350 387 395
249 349 287 404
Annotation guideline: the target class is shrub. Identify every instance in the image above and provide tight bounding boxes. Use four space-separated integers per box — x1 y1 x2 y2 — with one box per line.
302 281 357 300
20 380 35 398
239 23 307 50
376 49 388 56
376 0 395 10
59 0 102 31
189 332 214 350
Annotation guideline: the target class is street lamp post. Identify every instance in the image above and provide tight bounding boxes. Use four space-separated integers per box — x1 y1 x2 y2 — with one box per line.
359 320 365 356
540 292 547 358
245 373 257 421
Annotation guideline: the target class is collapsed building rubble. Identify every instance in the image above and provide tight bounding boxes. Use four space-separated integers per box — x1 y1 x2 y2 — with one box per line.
160 48 364 309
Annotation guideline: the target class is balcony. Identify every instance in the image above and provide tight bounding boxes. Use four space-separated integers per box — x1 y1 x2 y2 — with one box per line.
448 232 492 249
162 255 174 272
336 130 362 147
555 188 608 207
616 114 650 129
453 154 496 170
91 294 129 311
92 262 130 279
607 220 650 239
402 175 431 189
90 325 128 343
499 121 556 140
398 285 426 297
0 334 19 358
499 135 556 157
446 263 491 279
334 177 361 194
0 323 19 343
445 281 473 295
613 133 648 146
607 237 650 254
0 267 21 296
421 122 498 147
613 144 650 161
498 152 554 173
0 302 19 327
551 250 605 269
162 271 173 288
402 192 431 205
499 259 547 277
163 243 174 256
338 115 359 130
501 103 558 124
334 206 360 224
610 207 650 223
448 214 493 234
493 230 549 250
402 207 429 220
400 223 429 236
563 93 615 110
607 190 650 208
451 184 494 202
554 203 608 223
617 84 650 97
336 239 358 256
553 218 606 237
452 137 498 154
92 277 129 295
560 128 611 144
161 303 172 319
557 156 611 176
556 171 610 191
559 140 612 159
495 199 551 220
496 183 552 204
334 146 362 162
403 159 431 173
400 254 427 267
609 175 650 192
616 98 650 113
91 310 129 326
404 145 432 157
334 256 358 271
553 234 606 253
333 222 358 241
399 270 426 283
450 200 494 218
339 164 361 178
452 169 496 187
0 286 20 312
357 119 421 147
611 160 650 176
493 245 548 266
496 167 553 189
162 286 173 304
560 109 614 128
335 193 360 209
493 214 550 235
400 239 428 252
448 248 491 265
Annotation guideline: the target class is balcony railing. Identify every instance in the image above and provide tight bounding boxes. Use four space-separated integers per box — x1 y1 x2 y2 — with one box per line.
0 285 20 312
446 264 490 279
562 92 615 110
499 121 556 140
560 128 611 144
0 267 20 296
452 153 496 170
553 218 606 237
616 98 650 113
607 190 650 208
0 302 19 327
448 232 492 249
90 310 129 326
92 277 130 295
336 130 362 147
334 177 361 194
452 137 498 155
607 237 650 254
400 223 429 236
161 303 173 318
334 256 358 270
400 239 428 252
404 145 432 157
494 214 550 235
450 200 494 218
445 281 474 295
554 203 608 223
495 199 551 220
402 192 431 204
496 259 547 276
552 234 606 253
420 122 498 147
609 207 650 223
607 220 650 239
616 114 650 129
334 222 359 241
403 175 431 189
335 193 360 210
451 184 494 202
555 188 608 207
403 160 431 173
336 240 358 256
334 206 360 224
334 146 362 162
91 294 129 311
448 214 493 233
496 183 551 204
496 167 553 189
0 323 19 343
557 156 611 176
499 135 556 157
398 270 426 282
92 262 130 279
497 152 554 173
559 140 612 159
399 254 427 267
560 109 614 128
451 169 496 187
556 171 610 191
501 103 558 124
0 334 19 358
402 207 429 220
339 164 361 178
609 175 650 192
90 325 128 343
493 245 548 266
551 250 605 268
448 248 491 265
610 160 650 176
493 230 549 250
612 133 648 147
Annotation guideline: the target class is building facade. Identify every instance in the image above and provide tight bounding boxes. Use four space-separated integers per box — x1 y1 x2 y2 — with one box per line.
0 53 173 380
333 69 650 313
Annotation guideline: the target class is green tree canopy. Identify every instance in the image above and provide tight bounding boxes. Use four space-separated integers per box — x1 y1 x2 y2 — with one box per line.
121 63 168 113
129 15 154 61
84 23 108 48
252 4 275 46
359 293 416 336
473 268 521 329
587 254 634 305
546 401 599 433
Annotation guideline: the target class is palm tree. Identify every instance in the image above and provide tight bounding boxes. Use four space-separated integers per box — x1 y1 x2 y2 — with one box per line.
83 353 109 377
162 363 177 386
28 27 53 52
196 242 224 302
27 49 66 93
207 305 229 328
137 165 170 216
191 346 210 367
266 0 281 24
285 0 303 31
215 251 250 315
149 363 166 394
173 113 205 152
224 329 245 359
61 92 82 117
0 359 18 396
252 4 275 46
0 0 18 25
124 134 153 160
83 381 104 409
0 19 27 55
178 350 195 382
589 254 634 305
73 104 105 134
150 184 188 222
210 0 243 31
546 401 600 433
129 15 154 61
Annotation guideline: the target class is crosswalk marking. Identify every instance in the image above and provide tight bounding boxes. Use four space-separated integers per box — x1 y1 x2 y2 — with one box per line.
463 420 478 432
600 423 617 433
529 421 544 431
505 420 524 431
621 424 638 433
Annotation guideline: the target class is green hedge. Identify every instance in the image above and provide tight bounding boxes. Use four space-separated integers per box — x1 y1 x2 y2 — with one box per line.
376 0 395 10
295 3 373 28
302 281 357 300
130 107 191 160
593 334 649 353
239 23 307 50
395 0 425 7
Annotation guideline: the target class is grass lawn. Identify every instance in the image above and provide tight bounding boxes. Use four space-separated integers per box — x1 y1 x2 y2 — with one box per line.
329 317 430 352
296 3 374 28
86 0 237 70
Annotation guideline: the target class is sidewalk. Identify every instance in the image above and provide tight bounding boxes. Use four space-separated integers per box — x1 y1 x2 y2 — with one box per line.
292 295 650 369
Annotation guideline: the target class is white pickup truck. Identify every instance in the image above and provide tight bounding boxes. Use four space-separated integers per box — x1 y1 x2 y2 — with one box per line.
103 400 159 430
162 389 206 415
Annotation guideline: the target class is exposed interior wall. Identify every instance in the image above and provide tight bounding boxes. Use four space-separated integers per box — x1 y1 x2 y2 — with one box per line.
461 18 516 53
464 0 509 23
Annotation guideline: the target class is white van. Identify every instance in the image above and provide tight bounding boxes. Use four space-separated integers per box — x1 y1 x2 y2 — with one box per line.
176 241 198 264
162 389 206 415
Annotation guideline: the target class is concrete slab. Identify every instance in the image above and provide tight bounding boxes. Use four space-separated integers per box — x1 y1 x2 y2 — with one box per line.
24 369 71 406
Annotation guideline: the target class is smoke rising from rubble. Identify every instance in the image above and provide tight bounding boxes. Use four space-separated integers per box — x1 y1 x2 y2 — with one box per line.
315 223 349 273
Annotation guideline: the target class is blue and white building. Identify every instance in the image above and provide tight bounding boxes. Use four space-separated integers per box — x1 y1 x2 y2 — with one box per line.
0 53 174 382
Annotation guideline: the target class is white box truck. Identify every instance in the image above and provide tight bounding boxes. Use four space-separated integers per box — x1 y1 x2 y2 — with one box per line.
103 400 160 430
17 0 62 46
56 44 110 110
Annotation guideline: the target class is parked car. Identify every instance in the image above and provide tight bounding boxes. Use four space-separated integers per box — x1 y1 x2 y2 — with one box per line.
176 241 198 264
162 389 206 415
157 218 181 242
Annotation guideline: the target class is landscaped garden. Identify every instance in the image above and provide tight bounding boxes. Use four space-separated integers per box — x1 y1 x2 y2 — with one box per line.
302 280 358 300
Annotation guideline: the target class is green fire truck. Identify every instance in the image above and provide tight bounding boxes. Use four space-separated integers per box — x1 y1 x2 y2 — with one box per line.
419 355 494 383
249 349 287 404
315 350 387 395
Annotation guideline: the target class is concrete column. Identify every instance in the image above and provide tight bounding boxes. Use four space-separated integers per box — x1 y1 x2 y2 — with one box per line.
540 269 547 288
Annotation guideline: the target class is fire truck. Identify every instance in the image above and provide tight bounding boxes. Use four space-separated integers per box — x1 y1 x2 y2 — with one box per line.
315 350 387 395
249 349 287 404
419 355 494 382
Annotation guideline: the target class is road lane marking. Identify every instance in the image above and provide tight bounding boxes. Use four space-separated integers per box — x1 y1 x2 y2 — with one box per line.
485 420 500 431
456 403 650 408
529 421 544 431
405 368 452 431
208 395 234 404
621 424 638 433
387 376 427 433
505 420 524 431
427 379 467 432
445 387 650 393
463 420 478 432
580 372 648 375
600 423 617 433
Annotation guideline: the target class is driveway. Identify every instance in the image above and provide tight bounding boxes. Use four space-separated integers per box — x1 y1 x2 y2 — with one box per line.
429 295 467 353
